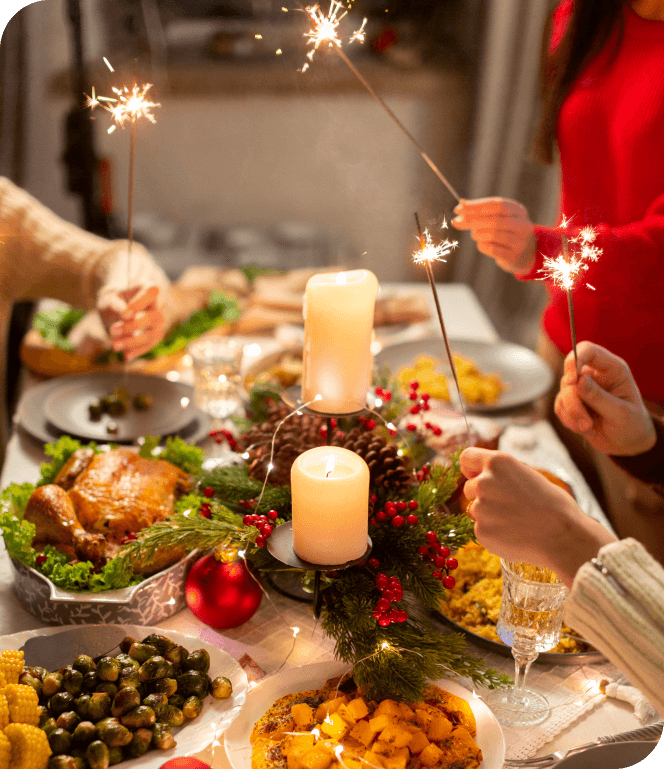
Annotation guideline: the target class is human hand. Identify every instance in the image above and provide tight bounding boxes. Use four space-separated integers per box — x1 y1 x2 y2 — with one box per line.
97 285 166 361
451 197 537 275
554 341 656 456
460 448 616 586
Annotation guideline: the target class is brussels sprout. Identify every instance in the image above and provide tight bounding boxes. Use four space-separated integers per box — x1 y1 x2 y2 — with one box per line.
133 393 152 412
128 643 159 665
164 645 188 670
108 747 123 766
82 671 100 693
56 711 81 732
29 665 49 682
95 682 118 699
62 667 84 696
68 750 89 768
43 671 64 698
97 657 121 683
19 671 43 696
47 757 79 769
152 723 176 750
73 655 97 675
210 676 233 700
48 691 75 717
48 727 72 755
71 721 97 749
96 717 133 748
141 634 176 655
160 705 184 728
114 654 139 672
182 695 203 719
110 687 141 718
119 636 140 655
120 705 156 730
139 656 169 683
87 692 111 721
40 716 58 736
152 678 177 697
176 670 209 699
167 694 185 710
125 727 153 759
86 739 110 769
142 693 168 720
74 694 92 720
184 649 210 675
117 667 140 690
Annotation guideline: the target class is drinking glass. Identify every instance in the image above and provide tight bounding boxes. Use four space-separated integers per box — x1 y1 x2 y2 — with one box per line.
486 560 569 726
188 337 243 419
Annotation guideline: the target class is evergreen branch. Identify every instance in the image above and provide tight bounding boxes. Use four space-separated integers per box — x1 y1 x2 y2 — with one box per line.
198 465 292 515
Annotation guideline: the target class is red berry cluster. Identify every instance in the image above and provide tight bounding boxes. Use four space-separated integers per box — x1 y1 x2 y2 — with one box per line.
358 416 377 430
418 531 458 589
319 418 344 441
119 532 138 545
238 499 257 510
200 486 215 519
242 509 278 547
405 381 441 435
370 500 419 528
208 428 238 450
374 386 392 402
372 569 407 627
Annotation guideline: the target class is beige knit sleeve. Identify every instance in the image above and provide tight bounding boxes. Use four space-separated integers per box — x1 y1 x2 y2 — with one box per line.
564 538 664 715
0 177 169 308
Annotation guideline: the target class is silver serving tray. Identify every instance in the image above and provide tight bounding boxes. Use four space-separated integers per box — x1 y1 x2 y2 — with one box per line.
10 550 198 626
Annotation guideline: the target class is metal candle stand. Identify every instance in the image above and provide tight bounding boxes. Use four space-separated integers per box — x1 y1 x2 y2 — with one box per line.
267 387 372 618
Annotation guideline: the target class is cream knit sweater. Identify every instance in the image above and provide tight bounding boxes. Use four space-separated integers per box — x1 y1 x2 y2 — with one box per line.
0 176 169 462
565 538 664 715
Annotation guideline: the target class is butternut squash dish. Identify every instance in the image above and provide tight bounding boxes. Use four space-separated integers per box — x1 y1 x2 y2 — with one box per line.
251 676 482 769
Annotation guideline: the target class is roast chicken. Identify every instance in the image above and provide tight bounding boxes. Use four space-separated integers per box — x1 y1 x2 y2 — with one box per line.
25 448 193 573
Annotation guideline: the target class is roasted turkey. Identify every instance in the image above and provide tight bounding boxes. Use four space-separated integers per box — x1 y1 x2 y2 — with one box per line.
25 448 193 573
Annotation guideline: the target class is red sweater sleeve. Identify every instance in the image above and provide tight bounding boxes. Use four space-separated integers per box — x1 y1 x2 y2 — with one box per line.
611 414 664 495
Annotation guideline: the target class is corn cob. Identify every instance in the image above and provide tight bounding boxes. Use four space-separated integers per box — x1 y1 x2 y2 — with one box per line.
0 730 10 769
0 671 6 688
4 685 40 726
0 651 23 685
0 694 8 729
4 723 52 769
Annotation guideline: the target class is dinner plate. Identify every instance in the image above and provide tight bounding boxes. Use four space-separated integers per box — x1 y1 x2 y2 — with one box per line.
552 740 659 768
43 372 197 442
224 660 505 769
374 338 554 411
16 374 212 445
0 623 248 768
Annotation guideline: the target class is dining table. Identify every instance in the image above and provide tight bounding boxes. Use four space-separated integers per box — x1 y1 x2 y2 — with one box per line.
0 281 660 767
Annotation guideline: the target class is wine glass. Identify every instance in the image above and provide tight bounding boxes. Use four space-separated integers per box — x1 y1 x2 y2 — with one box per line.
486 560 569 726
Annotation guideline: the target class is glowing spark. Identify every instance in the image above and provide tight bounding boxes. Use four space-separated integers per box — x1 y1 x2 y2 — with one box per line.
380 641 391 651
103 57 114 72
255 34 263 39
84 86 99 110
412 229 458 265
302 2 367 66
86 61 160 132
349 18 367 44
538 223 602 291
276 49 283 54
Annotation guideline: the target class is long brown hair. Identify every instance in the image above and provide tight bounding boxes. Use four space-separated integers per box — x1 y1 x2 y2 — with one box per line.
533 1 627 164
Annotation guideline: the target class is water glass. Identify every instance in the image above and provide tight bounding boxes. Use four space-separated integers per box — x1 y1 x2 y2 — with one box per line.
486 560 569 727
188 337 243 419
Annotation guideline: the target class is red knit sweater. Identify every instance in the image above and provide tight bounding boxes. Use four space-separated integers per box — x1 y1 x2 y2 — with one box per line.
525 1 664 404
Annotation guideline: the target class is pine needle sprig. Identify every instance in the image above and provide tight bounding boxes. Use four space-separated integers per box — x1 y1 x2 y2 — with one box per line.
198 464 292 515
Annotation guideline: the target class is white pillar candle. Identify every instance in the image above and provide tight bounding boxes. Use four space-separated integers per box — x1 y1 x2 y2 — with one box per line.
302 269 379 414
291 446 369 565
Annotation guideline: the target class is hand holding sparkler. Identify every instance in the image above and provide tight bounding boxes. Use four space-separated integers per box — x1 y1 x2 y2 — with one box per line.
554 341 656 457
98 285 167 361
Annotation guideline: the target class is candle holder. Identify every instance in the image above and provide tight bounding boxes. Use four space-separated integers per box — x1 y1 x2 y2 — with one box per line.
281 385 368 447
267 521 372 619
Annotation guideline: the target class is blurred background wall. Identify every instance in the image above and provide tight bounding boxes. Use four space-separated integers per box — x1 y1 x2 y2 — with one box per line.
1 0 558 347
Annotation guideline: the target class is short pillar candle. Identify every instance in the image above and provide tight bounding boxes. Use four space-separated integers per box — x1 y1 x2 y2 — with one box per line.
302 269 379 414
291 446 370 565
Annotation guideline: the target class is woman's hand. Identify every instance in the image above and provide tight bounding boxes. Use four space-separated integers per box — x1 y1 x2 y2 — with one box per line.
460 448 616 586
451 197 537 275
97 285 166 361
554 341 656 456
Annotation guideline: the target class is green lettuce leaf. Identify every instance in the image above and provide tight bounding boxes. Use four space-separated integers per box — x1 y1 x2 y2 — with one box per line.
33 307 87 352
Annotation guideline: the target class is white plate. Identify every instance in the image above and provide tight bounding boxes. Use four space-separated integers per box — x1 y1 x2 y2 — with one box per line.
225 660 505 769
552 740 658 768
375 338 554 412
0 624 248 768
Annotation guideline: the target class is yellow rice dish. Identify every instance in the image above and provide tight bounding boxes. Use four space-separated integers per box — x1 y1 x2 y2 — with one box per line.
397 355 505 405
439 543 593 654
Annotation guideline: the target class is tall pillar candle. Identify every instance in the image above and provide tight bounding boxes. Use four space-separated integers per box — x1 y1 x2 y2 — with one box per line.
302 269 379 414
291 446 369 565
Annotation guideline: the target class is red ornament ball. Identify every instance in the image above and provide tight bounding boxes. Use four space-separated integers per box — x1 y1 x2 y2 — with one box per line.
159 760 211 769
185 554 263 629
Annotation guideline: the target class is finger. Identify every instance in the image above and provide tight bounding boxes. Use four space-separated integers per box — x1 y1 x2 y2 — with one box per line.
115 329 162 360
110 309 163 338
475 240 519 262
123 286 160 319
459 447 493 478
454 197 527 219
554 388 593 433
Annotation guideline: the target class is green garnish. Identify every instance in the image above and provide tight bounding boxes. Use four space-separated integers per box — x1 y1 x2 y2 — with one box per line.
33 307 86 352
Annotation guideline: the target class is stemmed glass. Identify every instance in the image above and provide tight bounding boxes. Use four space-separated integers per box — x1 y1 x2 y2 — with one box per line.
487 560 569 726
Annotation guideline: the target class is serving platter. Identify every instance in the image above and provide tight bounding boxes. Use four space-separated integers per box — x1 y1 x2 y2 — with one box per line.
375 337 554 412
224 660 506 769
0 624 248 768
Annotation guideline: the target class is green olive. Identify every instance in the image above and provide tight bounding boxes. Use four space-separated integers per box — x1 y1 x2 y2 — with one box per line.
95 717 133 748
62 667 84 696
139 656 169 683
151 678 177 697
125 727 153 758
184 649 210 674
48 691 75 717
48 727 72 756
43 672 64 698
210 676 233 700
73 655 97 675
152 722 176 750
120 704 156 730
56 711 81 733
71 721 97 749
86 739 110 769
110 687 140 718
97 657 121 683
176 670 209 699
182 695 203 719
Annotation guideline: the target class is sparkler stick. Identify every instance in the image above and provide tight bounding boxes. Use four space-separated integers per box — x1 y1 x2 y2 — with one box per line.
302 3 460 203
562 235 579 374
414 213 471 444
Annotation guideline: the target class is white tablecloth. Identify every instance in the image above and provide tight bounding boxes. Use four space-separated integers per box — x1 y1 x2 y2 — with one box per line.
0 283 659 766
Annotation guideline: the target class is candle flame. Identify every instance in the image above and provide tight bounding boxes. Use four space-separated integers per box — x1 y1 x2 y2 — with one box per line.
538 222 602 291
325 454 336 478
335 271 347 285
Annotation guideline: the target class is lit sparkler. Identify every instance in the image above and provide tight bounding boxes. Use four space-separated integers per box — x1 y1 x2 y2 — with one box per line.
413 214 470 444
300 3 460 202
538 220 602 374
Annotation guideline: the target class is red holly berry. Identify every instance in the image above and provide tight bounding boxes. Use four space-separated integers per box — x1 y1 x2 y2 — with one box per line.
397 610 408 623
392 515 405 528
203 486 214 498
384 391 392 401
396 501 407 512
382 589 396 602
443 575 456 589
319 426 327 438
35 554 47 567
432 571 442 579
434 556 446 568
369 518 378 526
387 609 401 622
426 531 438 544
446 558 458 571
393 587 403 601
378 615 391 627
438 545 451 558
376 598 391 612
368 558 380 568
387 509 397 519
376 511 387 522
409 392 418 401
421 393 430 402
375 387 384 397
388 576 401 586
408 500 419 511
200 503 211 519
357 560 367 568
242 515 253 526
255 536 267 547
370 494 377 504
268 510 278 520
422 403 431 411
418 546 429 557
409 380 419 391
410 404 421 415
433 427 442 436
373 609 383 619
406 515 418 527
330 418 338 428
366 419 377 430
261 524 273 537
376 574 389 590
385 500 396 511
406 424 417 432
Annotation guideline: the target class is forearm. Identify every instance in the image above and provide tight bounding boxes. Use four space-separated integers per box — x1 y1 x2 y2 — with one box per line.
610 414 664 492
563 539 664 714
